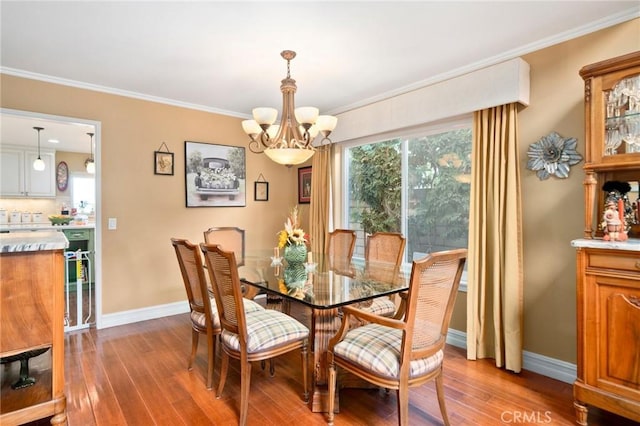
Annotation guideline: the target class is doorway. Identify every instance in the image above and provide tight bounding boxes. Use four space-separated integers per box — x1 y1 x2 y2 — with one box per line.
0 108 102 329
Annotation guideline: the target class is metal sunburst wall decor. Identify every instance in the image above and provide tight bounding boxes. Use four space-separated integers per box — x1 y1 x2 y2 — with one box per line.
527 131 582 180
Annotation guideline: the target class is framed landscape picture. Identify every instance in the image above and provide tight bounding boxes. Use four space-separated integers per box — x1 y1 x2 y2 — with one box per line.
184 141 246 207
298 166 312 204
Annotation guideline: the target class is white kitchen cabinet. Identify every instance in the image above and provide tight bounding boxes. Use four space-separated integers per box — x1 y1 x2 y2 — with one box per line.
0 146 56 197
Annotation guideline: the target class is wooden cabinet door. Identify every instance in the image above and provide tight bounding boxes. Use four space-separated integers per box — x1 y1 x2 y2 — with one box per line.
24 150 56 197
0 148 24 196
0 147 56 198
588 273 640 399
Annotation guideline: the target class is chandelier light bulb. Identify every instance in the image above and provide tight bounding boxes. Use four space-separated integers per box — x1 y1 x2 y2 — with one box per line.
301 124 320 139
252 108 278 126
242 120 261 137
266 124 280 139
294 107 319 125
316 115 338 132
33 157 45 171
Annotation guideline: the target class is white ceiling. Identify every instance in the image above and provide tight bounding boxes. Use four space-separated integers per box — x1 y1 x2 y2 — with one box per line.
1 1 639 153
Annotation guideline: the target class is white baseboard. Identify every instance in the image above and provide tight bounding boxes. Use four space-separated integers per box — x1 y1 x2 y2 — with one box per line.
446 329 577 384
99 306 577 385
99 300 189 329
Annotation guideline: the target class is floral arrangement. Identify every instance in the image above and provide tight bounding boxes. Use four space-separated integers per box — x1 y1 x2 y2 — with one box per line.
278 206 308 248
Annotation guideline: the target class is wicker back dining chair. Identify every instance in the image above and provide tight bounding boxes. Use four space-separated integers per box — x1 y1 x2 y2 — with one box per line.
203 227 245 266
366 231 406 266
362 232 407 317
171 238 263 390
327 248 467 426
171 238 220 390
327 229 357 262
200 243 310 426
204 226 265 301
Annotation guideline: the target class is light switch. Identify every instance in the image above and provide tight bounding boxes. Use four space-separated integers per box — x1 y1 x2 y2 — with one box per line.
108 218 117 230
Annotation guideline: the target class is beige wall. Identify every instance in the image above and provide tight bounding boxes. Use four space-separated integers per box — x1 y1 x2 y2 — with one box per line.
520 20 638 363
1 18 638 365
448 19 639 363
1 76 305 314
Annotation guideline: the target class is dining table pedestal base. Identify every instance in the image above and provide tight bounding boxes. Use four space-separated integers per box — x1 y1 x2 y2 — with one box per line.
309 307 341 413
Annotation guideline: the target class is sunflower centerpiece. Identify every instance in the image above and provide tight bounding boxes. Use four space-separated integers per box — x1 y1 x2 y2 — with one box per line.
278 206 308 266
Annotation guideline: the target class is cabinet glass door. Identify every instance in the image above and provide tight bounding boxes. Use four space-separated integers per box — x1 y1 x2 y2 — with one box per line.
605 74 640 156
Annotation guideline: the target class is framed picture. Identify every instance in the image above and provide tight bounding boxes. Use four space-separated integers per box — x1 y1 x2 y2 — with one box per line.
184 141 246 207
56 161 69 191
254 181 269 201
154 151 174 175
298 166 312 204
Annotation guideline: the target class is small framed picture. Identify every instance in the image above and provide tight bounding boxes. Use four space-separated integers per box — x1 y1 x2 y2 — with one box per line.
254 181 269 201
298 166 312 204
154 151 174 175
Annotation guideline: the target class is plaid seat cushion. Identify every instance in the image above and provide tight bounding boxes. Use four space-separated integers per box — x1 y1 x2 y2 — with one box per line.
243 299 265 313
191 297 263 328
221 309 309 353
360 297 396 317
333 323 443 379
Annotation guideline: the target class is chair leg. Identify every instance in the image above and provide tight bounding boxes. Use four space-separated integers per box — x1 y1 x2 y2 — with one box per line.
327 356 336 426
216 352 229 399
206 331 215 390
301 341 309 403
397 386 409 426
239 358 252 426
435 373 450 426
188 328 199 370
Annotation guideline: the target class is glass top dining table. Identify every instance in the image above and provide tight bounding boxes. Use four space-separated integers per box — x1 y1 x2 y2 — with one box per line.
239 250 411 412
239 250 410 310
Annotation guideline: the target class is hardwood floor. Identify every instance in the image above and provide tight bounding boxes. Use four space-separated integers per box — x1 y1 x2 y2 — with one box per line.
21 312 639 425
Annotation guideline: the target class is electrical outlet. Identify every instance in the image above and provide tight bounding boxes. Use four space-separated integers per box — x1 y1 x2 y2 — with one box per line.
108 218 117 230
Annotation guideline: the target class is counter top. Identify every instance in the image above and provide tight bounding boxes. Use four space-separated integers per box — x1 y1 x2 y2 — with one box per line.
571 238 640 252
0 223 95 232
0 231 69 252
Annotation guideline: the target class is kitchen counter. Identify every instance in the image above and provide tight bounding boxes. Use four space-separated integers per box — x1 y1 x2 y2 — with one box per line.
0 223 95 232
0 231 68 424
0 230 69 252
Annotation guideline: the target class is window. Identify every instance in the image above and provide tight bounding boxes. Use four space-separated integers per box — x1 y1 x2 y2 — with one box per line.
344 120 472 265
70 173 96 215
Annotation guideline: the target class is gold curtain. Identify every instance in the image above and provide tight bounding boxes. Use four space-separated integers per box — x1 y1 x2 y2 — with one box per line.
467 103 524 373
309 145 332 255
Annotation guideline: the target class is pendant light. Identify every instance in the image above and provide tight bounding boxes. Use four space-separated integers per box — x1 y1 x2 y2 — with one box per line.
85 132 95 174
32 127 45 171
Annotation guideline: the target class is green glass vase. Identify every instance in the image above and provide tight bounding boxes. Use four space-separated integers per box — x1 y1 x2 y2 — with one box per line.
283 244 307 265
284 262 307 288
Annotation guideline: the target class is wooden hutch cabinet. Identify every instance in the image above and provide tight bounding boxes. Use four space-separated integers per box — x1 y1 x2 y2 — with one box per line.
572 51 640 425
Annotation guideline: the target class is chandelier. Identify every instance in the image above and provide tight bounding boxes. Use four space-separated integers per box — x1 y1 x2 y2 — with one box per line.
242 50 337 166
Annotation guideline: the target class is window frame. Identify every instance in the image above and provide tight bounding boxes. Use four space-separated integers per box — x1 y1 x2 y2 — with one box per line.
340 114 472 291
69 171 96 214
